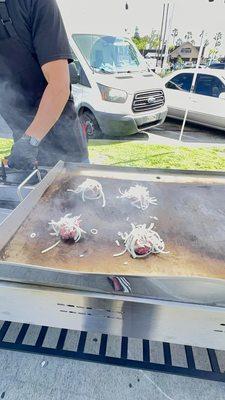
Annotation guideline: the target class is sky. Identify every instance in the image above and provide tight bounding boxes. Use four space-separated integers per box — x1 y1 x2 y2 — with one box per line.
57 0 225 56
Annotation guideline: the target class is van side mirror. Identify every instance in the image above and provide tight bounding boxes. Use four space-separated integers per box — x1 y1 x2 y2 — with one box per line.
69 63 80 84
219 92 225 100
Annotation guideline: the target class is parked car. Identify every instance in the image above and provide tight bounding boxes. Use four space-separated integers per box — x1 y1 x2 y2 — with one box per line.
183 61 195 69
68 33 167 138
209 62 225 70
163 69 225 130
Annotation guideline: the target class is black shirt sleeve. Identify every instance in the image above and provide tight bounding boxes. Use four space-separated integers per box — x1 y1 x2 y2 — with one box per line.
30 0 73 66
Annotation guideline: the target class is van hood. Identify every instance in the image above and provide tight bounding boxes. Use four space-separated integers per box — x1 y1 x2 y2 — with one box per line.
95 72 164 94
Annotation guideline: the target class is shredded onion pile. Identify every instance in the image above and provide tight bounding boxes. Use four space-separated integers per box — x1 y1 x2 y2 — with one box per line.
68 178 105 207
117 185 157 210
114 223 167 259
49 214 86 242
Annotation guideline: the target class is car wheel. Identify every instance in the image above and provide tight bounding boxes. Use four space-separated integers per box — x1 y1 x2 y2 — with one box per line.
80 111 103 139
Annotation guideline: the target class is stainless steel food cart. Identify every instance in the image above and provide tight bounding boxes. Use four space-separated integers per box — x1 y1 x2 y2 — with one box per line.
1 161 225 357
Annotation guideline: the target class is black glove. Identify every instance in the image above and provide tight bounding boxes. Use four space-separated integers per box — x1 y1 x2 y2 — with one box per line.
8 135 39 170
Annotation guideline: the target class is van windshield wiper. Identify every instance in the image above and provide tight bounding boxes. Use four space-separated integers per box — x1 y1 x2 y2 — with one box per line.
116 69 148 74
92 66 115 74
99 68 114 74
116 70 133 74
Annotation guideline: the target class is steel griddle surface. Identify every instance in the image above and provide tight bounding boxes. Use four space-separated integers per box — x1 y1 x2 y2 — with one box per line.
1 166 225 278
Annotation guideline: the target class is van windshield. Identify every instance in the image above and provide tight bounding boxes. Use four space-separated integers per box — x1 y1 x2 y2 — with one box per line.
72 34 147 74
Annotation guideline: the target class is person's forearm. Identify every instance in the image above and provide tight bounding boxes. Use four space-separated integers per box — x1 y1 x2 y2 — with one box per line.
25 82 70 141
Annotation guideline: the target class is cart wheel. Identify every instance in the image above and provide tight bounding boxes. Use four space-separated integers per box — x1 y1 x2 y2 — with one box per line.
80 111 103 139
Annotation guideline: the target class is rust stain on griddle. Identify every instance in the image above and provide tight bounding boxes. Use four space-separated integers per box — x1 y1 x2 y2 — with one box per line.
1 168 225 278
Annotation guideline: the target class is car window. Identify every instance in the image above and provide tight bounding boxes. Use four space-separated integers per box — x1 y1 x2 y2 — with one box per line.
209 64 225 70
165 73 193 92
194 74 225 97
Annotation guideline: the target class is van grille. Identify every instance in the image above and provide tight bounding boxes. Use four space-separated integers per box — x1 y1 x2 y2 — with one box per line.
132 89 165 113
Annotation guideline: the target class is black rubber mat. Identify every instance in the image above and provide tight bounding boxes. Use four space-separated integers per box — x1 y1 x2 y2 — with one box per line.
0 321 224 382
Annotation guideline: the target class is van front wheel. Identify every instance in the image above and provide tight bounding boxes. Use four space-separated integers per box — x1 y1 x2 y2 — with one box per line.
80 111 103 139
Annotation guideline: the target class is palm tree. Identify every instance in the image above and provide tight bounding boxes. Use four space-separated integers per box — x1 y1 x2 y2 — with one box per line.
209 32 223 63
214 32 222 48
134 26 140 39
171 28 178 46
209 48 218 63
176 38 183 47
185 31 193 42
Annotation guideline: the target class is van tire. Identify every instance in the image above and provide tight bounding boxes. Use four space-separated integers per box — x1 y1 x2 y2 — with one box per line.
80 111 103 139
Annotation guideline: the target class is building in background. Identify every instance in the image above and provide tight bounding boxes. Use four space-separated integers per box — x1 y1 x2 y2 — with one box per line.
169 41 206 64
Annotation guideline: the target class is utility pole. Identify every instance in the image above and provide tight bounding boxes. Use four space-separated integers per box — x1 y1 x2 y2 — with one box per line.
160 2 169 67
162 2 175 70
156 3 166 66
156 2 174 70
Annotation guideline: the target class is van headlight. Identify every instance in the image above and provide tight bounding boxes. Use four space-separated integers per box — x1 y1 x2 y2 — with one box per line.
97 84 128 103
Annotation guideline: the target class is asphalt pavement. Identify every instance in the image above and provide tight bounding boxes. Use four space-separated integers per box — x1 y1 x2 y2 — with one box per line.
104 118 225 147
150 119 225 146
1 115 225 146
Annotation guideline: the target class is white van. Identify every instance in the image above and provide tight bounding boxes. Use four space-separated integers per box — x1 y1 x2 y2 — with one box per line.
69 33 168 138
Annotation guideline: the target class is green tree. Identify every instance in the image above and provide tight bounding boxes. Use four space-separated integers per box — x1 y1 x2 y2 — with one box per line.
169 44 175 52
132 36 149 53
148 30 160 49
209 48 218 58
177 55 183 65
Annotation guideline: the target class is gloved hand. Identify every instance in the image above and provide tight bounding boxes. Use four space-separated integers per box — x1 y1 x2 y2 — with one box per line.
8 135 39 170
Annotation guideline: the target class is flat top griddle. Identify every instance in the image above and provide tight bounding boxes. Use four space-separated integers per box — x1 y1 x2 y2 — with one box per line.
1 162 225 278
